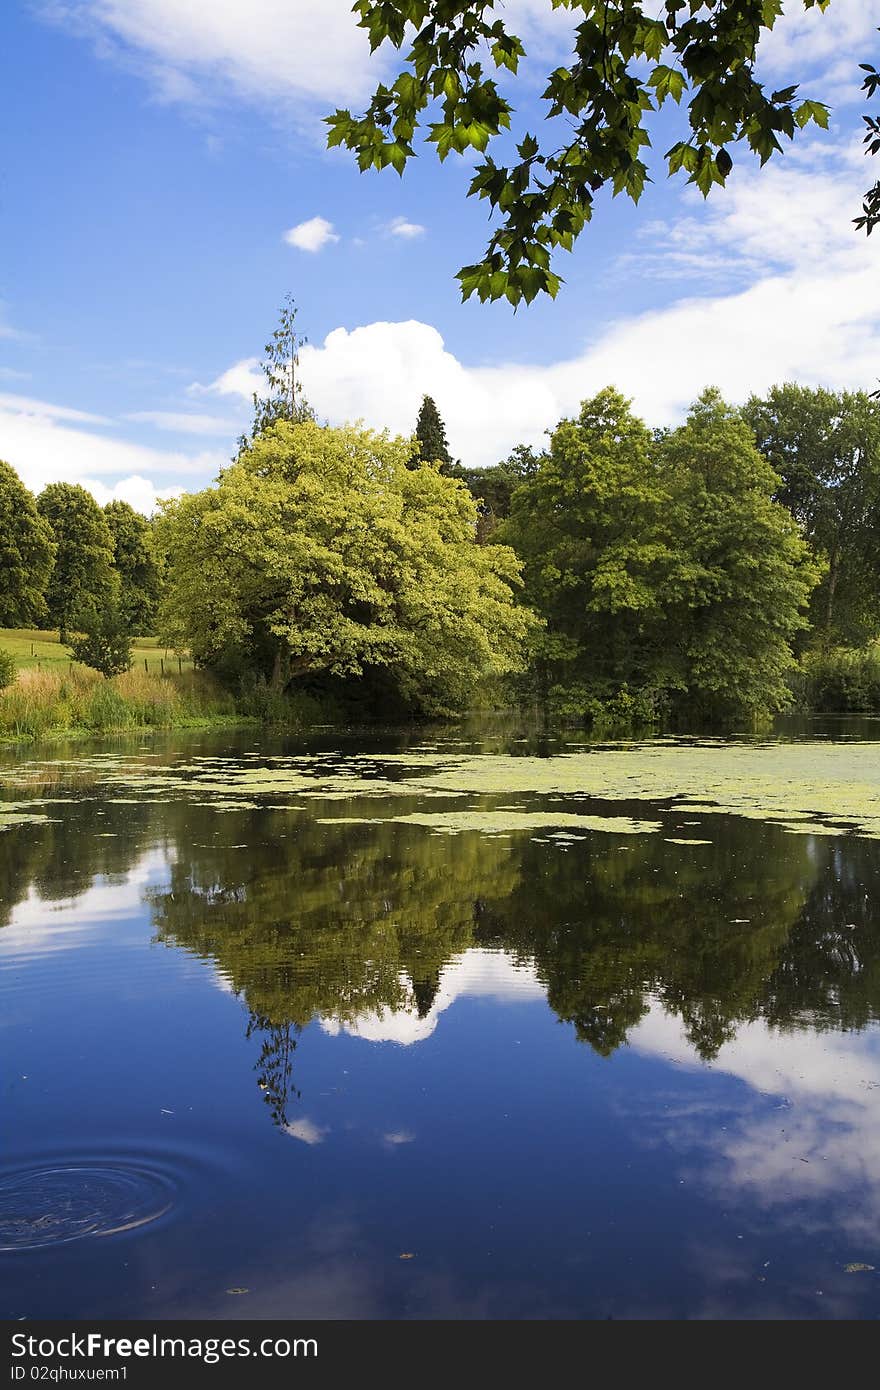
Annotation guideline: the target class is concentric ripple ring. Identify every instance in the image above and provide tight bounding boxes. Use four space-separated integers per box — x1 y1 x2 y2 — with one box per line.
0 1163 176 1251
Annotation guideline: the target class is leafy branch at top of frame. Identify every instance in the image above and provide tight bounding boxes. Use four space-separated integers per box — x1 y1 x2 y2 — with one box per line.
326 1 833 306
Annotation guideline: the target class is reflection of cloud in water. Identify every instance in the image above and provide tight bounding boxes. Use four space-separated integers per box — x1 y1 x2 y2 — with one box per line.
321 948 544 1045
630 1003 880 1242
283 1117 327 1146
0 849 170 961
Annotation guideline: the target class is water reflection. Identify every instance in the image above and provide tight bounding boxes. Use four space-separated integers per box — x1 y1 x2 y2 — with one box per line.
1 733 879 1317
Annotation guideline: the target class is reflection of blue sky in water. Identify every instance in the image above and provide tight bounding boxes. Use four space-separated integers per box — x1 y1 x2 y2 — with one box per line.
316 944 880 1262
630 1005 880 1250
2 786 880 1318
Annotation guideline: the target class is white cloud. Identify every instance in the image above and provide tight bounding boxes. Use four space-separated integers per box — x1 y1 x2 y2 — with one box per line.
41 0 384 110
79 474 186 513
189 356 262 401
758 0 877 102
0 392 111 426
287 143 880 466
283 216 340 253
126 409 240 436
0 396 224 512
385 216 426 240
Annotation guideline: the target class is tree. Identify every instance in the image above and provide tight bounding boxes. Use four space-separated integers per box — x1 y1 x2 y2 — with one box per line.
503 387 819 717
0 460 56 627
36 484 118 643
68 603 133 678
502 388 674 706
158 418 534 715
414 394 453 470
452 443 543 538
238 294 314 453
104 500 162 634
327 1 836 305
743 384 880 643
658 389 820 715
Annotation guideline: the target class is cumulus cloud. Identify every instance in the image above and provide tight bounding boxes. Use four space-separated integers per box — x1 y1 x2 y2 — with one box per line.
188 357 262 400
0 395 224 512
285 143 880 465
385 216 426 240
283 216 340 253
40 0 384 111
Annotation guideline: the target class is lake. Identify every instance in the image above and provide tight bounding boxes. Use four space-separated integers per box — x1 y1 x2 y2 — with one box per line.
1 719 879 1320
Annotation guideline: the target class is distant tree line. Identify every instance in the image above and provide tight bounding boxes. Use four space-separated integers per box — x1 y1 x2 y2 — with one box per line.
0 462 163 674
3 300 880 721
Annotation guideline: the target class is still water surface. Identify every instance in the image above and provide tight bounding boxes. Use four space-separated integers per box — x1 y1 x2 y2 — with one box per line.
1 721 879 1319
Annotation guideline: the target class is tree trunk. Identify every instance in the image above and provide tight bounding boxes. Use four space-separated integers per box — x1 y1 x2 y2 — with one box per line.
825 547 839 633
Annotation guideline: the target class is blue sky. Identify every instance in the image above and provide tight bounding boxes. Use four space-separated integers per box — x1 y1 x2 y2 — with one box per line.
1 0 879 510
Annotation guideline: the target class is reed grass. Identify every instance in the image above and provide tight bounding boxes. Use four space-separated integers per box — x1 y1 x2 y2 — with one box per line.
0 665 237 740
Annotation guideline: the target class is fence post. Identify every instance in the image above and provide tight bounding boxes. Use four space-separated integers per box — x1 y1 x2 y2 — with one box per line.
144 658 149 674
178 656 182 674
160 658 165 676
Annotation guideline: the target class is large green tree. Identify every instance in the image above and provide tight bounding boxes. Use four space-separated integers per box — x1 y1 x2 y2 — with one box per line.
104 500 162 634
502 388 675 705
0 460 55 627
36 483 118 642
659 389 820 714
503 387 818 717
328 1 838 304
744 384 880 643
159 419 533 715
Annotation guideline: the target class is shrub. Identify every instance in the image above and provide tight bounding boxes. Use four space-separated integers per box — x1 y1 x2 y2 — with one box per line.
68 605 133 678
0 648 15 690
794 643 880 712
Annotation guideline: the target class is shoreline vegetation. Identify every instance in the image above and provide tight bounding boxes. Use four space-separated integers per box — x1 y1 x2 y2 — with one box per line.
1 628 879 746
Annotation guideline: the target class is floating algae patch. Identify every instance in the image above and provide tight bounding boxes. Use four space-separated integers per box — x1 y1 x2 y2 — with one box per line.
383 743 880 840
6 739 878 840
0 802 59 831
318 811 660 837
664 837 713 846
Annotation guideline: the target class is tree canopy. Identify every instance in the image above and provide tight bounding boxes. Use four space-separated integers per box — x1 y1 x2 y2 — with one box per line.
104 500 162 634
502 386 818 717
36 483 118 642
158 418 534 715
744 384 880 643
328 1 840 304
0 459 56 627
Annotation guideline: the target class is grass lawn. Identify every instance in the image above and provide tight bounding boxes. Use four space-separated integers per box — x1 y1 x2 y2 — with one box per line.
0 629 192 675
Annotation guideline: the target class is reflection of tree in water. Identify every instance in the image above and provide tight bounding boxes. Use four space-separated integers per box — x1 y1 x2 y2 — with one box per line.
763 836 880 1035
3 770 880 1125
247 1015 301 1127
